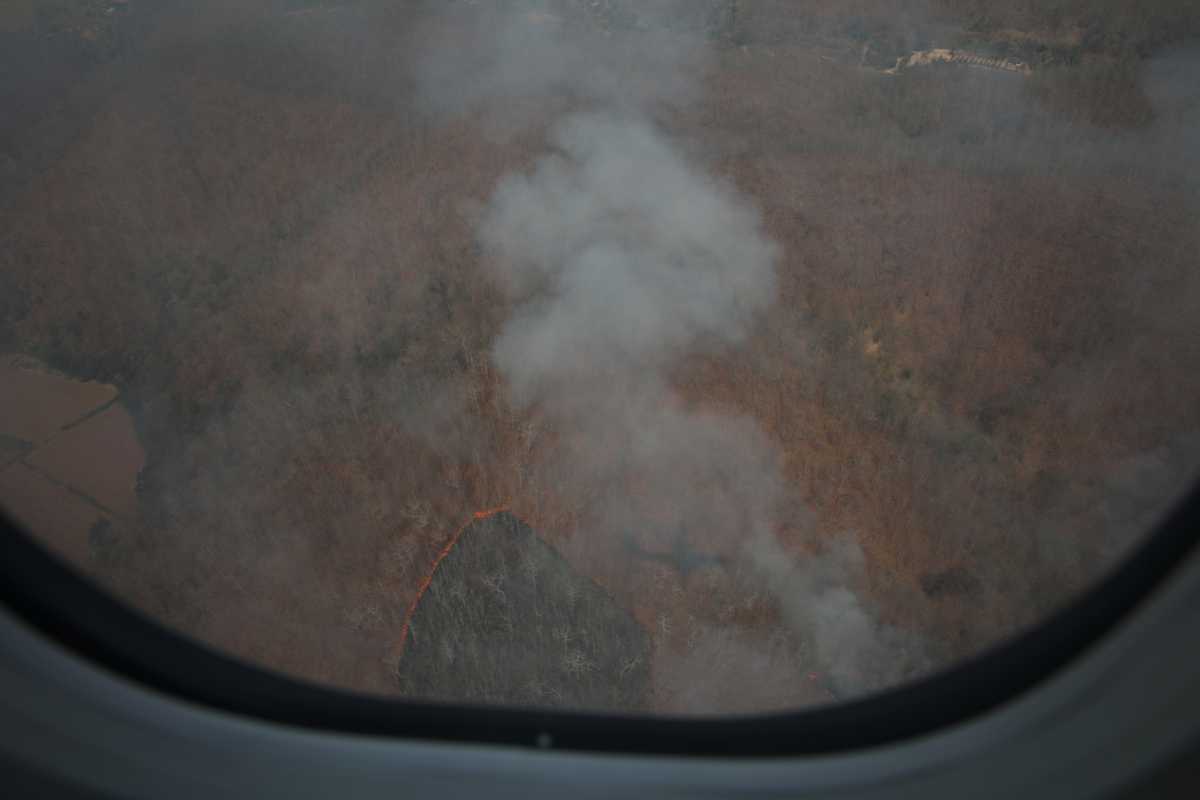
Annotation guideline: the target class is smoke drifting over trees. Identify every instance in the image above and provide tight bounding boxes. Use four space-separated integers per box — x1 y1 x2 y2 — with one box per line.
420 4 927 701
2 0 1198 712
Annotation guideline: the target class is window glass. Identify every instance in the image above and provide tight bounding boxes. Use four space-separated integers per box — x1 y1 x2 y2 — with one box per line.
2 0 1198 714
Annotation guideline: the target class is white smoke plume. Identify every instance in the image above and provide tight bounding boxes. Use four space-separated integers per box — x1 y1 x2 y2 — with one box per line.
417 3 927 704
747 532 929 695
481 112 778 399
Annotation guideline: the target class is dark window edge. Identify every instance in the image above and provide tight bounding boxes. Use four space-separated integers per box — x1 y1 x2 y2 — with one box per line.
0 483 1197 758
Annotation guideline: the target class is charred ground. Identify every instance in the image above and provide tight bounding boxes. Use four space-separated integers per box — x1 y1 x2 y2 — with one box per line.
395 511 650 711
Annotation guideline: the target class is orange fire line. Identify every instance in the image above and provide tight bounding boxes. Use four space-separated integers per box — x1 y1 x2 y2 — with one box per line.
392 505 836 699
473 505 512 519
395 505 511 660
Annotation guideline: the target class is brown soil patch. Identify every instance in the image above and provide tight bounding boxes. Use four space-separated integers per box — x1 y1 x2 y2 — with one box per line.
0 462 104 565
26 404 144 517
0 357 117 443
0 358 143 568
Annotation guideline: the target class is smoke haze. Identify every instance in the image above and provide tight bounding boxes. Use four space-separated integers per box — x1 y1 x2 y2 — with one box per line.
412 3 708 126
419 3 929 706
5 0 1197 714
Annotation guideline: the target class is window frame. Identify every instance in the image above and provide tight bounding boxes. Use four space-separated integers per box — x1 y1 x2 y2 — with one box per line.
0 481 1197 757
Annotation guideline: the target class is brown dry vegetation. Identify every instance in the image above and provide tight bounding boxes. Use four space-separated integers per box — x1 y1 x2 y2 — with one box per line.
2 0 1199 709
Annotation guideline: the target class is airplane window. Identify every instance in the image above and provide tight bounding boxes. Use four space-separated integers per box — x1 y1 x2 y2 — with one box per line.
1 1 1198 718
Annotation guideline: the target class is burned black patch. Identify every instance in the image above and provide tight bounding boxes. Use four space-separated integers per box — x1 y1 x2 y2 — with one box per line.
396 512 651 711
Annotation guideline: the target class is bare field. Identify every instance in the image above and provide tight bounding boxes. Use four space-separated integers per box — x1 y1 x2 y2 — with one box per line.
0 360 142 570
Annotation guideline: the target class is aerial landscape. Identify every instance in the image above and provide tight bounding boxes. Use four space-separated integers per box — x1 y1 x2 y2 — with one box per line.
1 0 1198 714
